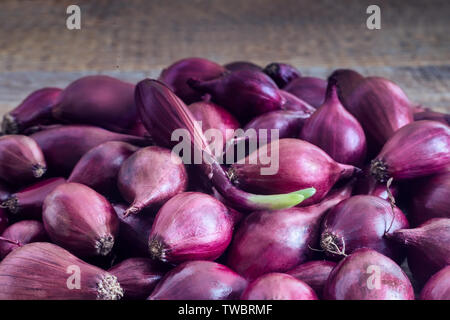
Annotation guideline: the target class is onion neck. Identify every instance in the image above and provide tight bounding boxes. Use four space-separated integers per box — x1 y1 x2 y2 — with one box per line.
370 159 390 183
32 164 46 178
1 114 18 134
0 236 21 247
0 196 19 214
95 234 115 256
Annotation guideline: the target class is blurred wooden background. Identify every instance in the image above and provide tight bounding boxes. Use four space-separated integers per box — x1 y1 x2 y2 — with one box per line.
0 0 449 114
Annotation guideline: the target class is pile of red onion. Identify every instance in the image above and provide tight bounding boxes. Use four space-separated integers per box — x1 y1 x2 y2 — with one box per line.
0 57 448 300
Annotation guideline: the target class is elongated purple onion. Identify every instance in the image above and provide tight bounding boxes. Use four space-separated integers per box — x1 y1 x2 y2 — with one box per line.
320 195 408 263
148 260 247 300
263 63 301 88
31 125 149 176
420 266 450 300
0 242 123 300
108 258 165 299
300 84 367 166
324 248 414 300
279 90 316 114
2 88 61 134
149 192 233 263
286 260 336 298
0 135 46 185
68 141 138 197
43 183 119 257
227 184 352 280
284 77 327 108
370 120 450 182
0 220 48 259
188 70 284 122
159 57 225 104
327 69 364 109
387 218 450 284
414 110 450 126
224 61 262 72
241 273 317 300
0 209 7 234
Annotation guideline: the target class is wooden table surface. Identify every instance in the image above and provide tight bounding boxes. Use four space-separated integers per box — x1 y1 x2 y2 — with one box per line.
0 0 449 115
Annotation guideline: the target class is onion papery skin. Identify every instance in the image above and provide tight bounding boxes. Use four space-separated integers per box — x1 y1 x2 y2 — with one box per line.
42 183 119 257
387 218 450 285
148 260 247 300
283 77 327 108
2 88 61 134
327 69 365 109
370 120 450 183
159 57 225 104
0 135 46 185
108 258 165 300
286 260 337 299
0 242 123 300
300 84 367 166
420 266 450 300
227 184 353 280
279 90 316 114
224 61 262 72
263 63 301 88
324 248 415 300
30 125 149 176
414 110 449 126
148 192 233 264
320 195 409 263
230 138 358 206
241 273 318 300
68 141 138 197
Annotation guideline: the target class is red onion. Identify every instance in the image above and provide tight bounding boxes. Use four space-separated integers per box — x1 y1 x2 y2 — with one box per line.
188 70 284 122
420 266 450 300
279 90 316 114
353 166 399 200
414 110 449 126
370 120 450 182
224 61 262 72
387 218 450 284
159 57 225 104
241 273 317 300
43 183 119 257
0 208 7 234
148 192 233 263
1 88 61 134
0 135 46 185
118 146 187 216
346 77 413 150
1 177 65 219
227 184 353 280
31 125 149 176
263 63 301 88
324 248 414 300
320 195 409 263
230 138 358 206
108 258 165 299
0 220 48 259
0 242 123 300
52 75 139 133
286 260 337 298
327 69 364 109
68 141 138 197
148 260 247 300
300 84 367 166
283 76 327 108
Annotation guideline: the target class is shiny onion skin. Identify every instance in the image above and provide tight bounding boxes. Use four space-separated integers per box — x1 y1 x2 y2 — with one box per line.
1 88 61 134
387 218 450 285
286 260 336 299
108 258 165 300
230 138 358 206
414 110 449 126
1 177 65 219
346 77 413 150
148 192 233 263
283 76 327 108
68 141 138 197
188 69 284 122
224 61 262 72
324 248 414 300
279 90 316 114
320 195 409 263
327 69 364 109
118 146 188 216
0 220 48 259
241 273 317 300
0 135 46 185
420 266 450 300
370 121 450 183
52 75 139 133
43 183 119 257
227 184 353 280
159 57 225 104
148 260 247 300
0 209 7 234
300 84 367 166
263 63 301 88
0 242 123 300
31 125 149 176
